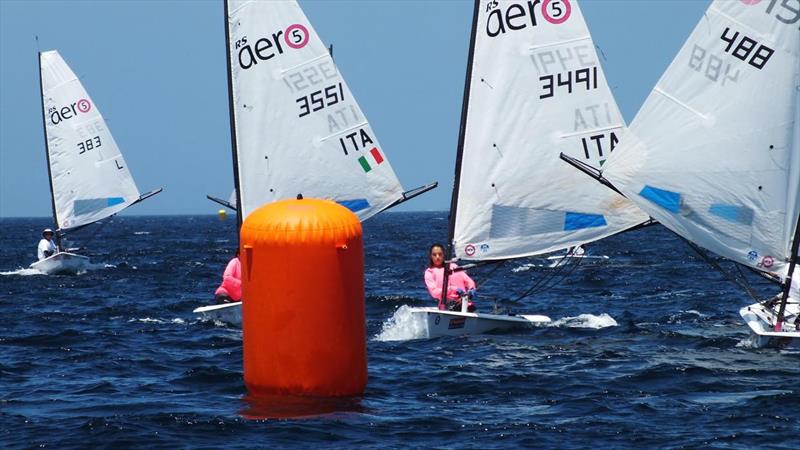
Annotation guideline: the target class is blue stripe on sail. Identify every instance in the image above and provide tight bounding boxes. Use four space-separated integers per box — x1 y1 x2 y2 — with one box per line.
107 197 125 207
337 198 370 212
74 197 127 216
639 185 681 213
709 204 753 225
563 212 607 231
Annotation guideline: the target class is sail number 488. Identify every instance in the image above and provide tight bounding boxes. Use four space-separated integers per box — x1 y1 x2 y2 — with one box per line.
720 27 774 70
296 82 345 118
77 136 101 154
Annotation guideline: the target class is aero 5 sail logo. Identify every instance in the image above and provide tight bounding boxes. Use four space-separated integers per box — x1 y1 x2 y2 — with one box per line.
49 98 91 125
235 23 310 70
485 0 572 37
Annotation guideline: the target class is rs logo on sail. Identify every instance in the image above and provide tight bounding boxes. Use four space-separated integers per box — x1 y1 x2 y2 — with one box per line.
49 98 91 125
235 22 310 70
485 0 571 37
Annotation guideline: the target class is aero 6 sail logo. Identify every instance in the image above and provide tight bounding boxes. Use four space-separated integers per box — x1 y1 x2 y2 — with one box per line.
485 0 571 37
49 98 91 125
235 23 310 70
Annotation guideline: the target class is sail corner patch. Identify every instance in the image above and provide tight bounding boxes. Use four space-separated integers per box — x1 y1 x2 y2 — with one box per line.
709 204 753 225
563 212 607 231
337 198 370 212
73 197 126 216
639 185 681 213
107 197 125 207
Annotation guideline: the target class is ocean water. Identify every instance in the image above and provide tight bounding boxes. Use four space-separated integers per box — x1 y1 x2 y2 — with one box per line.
1 212 798 448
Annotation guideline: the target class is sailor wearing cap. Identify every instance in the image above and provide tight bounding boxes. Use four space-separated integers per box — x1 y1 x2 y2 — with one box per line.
37 229 58 261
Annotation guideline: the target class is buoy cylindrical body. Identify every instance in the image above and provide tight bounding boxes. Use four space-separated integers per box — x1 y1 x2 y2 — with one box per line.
241 198 365 397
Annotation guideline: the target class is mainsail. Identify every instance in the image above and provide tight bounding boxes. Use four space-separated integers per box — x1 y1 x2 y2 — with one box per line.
225 0 408 222
602 0 800 277
40 50 149 231
451 0 648 261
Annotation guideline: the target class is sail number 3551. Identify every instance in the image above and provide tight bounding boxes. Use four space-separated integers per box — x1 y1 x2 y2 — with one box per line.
77 136 101 154
296 83 345 118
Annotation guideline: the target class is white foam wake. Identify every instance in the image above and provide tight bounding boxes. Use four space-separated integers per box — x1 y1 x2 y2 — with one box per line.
375 305 428 342
0 268 45 276
550 313 618 329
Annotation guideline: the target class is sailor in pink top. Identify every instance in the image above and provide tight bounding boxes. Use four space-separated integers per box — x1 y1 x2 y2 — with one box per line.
423 244 477 311
215 252 242 303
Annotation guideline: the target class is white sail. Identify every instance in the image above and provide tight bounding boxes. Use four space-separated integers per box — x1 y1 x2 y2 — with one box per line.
226 0 405 221
40 51 142 230
452 0 648 260
603 0 800 277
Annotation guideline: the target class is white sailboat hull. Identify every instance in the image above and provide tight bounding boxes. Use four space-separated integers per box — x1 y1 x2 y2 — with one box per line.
407 307 551 338
193 302 242 326
739 302 800 349
29 252 90 275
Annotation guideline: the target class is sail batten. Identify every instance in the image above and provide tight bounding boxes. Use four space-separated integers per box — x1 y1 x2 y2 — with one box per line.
450 0 648 261
226 0 406 222
40 50 143 231
603 0 800 278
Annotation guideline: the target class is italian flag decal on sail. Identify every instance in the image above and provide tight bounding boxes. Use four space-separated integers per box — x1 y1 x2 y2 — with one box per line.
358 147 384 173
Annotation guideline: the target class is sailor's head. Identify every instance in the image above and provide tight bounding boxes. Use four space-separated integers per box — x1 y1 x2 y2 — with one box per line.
428 243 445 268
42 228 54 239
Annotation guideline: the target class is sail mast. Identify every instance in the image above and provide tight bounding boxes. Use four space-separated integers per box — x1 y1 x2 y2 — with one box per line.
36 47 62 250
223 0 244 231
775 216 800 328
441 0 480 306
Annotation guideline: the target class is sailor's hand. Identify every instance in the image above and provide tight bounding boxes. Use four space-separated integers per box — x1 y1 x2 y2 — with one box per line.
456 288 466 296
467 288 476 299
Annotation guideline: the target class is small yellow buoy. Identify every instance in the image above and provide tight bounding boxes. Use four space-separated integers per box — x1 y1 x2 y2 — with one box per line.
217 209 227 220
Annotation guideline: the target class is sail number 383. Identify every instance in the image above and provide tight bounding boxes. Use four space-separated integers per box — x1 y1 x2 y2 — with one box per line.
77 136 101 154
296 82 345 118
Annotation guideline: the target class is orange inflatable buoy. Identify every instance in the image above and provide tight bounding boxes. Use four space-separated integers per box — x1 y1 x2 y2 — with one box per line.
240 198 366 397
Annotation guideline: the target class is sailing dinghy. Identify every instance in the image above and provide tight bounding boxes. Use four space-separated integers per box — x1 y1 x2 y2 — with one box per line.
570 0 799 347
403 0 649 338
31 50 161 275
195 0 436 324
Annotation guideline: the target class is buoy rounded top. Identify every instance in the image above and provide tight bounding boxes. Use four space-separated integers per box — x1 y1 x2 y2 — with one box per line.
241 198 361 244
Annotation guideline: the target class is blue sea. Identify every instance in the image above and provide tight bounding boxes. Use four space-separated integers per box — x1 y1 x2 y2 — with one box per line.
1 213 798 448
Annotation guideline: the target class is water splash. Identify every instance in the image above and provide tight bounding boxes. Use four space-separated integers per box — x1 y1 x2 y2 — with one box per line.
550 313 618 329
375 305 428 341
512 263 547 273
0 267 45 276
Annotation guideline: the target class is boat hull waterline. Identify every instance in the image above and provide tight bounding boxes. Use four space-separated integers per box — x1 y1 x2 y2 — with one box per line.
192 303 550 338
193 302 242 327
29 252 90 275
739 302 800 349
407 307 551 338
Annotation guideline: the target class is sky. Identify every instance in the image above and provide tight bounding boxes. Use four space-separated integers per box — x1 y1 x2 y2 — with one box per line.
0 0 711 218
